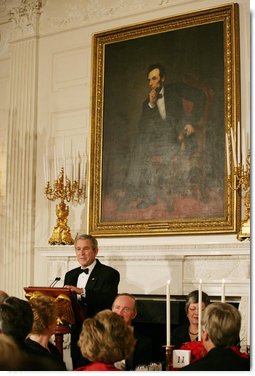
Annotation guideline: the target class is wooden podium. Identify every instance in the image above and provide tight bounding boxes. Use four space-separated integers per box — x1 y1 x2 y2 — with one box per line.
24 286 86 357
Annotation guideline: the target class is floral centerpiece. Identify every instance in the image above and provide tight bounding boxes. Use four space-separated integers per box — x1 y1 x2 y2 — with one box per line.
180 341 249 365
180 341 207 363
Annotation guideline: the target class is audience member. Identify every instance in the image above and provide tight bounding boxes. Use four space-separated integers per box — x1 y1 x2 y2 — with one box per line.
76 309 136 371
64 233 120 368
112 293 153 370
172 290 210 349
0 333 24 370
0 296 33 352
0 295 65 371
25 294 66 370
0 290 8 303
181 302 250 371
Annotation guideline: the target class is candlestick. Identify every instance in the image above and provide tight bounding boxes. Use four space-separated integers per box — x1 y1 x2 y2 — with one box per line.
221 278 225 303
44 149 87 245
166 280 171 346
225 133 230 176
230 127 237 168
237 121 240 165
198 279 202 341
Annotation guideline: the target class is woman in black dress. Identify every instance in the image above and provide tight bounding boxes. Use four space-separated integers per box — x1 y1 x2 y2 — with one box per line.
171 290 210 349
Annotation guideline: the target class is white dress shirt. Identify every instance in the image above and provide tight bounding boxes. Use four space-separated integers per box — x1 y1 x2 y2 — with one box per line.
77 259 97 298
156 87 166 120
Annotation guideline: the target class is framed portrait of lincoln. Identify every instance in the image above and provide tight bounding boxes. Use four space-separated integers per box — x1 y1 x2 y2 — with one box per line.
88 3 241 237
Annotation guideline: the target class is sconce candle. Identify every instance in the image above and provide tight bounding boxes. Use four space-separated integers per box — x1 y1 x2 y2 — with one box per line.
225 133 230 176
230 127 237 168
237 121 241 165
242 128 247 172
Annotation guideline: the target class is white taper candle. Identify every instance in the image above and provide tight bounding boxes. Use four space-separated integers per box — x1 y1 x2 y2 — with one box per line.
198 279 202 341
247 284 250 346
54 146 57 180
242 128 247 172
43 155 47 184
166 280 171 346
230 127 237 168
225 133 230 176
237 121 241 165
221 278 225 303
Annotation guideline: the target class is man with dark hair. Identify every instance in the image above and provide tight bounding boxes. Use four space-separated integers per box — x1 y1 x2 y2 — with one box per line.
0 296 33 349
64 233 120 368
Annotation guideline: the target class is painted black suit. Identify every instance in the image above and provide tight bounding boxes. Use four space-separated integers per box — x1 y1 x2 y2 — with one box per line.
64 259 120 368
126 82 206 209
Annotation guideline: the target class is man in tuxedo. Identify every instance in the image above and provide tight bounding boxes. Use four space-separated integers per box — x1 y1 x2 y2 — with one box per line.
112 293 153 370
64 233 120 369
181 302 250 371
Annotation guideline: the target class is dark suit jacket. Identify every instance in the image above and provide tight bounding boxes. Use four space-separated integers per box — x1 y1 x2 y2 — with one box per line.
139 82 205 156
64 259 120 318
181 346 250 371
64 259 120 368
125 328 153 370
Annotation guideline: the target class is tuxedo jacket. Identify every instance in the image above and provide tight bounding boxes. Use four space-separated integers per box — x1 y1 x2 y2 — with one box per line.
64 259 120 318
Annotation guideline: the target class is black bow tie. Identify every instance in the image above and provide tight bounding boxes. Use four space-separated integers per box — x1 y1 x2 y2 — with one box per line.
80 268 89 274
157 93 163 99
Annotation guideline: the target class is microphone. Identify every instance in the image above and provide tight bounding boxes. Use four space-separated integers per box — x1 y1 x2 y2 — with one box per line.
49 277 61 287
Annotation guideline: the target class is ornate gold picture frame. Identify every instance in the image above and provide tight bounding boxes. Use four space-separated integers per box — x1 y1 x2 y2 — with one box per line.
89 4 240 237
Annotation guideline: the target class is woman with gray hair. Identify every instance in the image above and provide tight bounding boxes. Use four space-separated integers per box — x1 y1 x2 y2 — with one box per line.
181 302 250 370
171 290 210 349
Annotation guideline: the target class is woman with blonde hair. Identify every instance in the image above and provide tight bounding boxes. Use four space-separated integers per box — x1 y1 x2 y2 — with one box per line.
76 309 136 371
25 294 66 370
